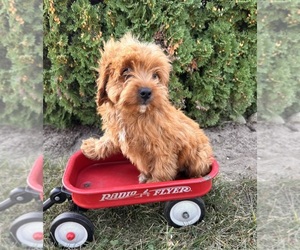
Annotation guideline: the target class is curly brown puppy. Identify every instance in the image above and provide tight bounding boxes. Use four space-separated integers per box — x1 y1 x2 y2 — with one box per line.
81 33 213 183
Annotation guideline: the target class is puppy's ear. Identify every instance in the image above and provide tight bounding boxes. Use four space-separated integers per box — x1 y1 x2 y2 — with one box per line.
96 38 117 106
150 44 172 87
160 62 172 87
96 64 110 106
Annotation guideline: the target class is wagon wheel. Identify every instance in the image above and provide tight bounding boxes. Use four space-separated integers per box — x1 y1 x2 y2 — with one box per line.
9 211 43 248
164 198 205 227
50 212 94 248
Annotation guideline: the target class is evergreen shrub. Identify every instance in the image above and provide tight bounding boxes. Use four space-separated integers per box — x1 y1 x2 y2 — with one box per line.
44 0 257 128
257 1 300 120
0 0 43 127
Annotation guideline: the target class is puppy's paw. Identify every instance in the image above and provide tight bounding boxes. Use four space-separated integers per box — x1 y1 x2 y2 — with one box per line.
81 138 101 160
138 173 149 183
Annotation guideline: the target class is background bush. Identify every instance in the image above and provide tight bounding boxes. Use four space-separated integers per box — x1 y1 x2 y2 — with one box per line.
257 1 300 121
44 0 257 128
0 0 42 128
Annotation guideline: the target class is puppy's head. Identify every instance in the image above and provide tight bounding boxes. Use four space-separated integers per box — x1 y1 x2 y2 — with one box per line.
96 33 172 114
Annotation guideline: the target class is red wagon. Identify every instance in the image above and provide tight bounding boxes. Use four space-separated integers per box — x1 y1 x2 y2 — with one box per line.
44 150 219 248
0 156 43 248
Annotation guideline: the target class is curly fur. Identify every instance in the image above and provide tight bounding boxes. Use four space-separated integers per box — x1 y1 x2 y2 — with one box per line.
81 33 213 183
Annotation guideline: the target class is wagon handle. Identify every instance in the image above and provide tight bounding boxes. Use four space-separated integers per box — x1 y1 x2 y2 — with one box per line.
43 187 69 212
0 198 15 211
0 187 35 211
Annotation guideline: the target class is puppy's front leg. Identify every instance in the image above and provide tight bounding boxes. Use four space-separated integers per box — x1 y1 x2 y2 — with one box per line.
81 134 119 160
146 157 178 183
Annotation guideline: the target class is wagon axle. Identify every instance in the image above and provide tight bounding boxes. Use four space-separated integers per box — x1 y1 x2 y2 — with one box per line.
43 187 70 211
182 212 190 219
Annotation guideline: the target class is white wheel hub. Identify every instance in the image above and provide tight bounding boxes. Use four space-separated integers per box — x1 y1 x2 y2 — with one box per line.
16 221 43 248
170 200 201 226
54 221 88 248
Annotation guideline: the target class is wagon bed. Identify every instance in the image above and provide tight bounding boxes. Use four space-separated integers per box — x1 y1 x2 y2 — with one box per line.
62 150 219 209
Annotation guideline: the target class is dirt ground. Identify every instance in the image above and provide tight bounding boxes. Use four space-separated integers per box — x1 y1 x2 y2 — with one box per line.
0 125 43 165
257 122 300 181
42 120 300 181
1 120 300 181
42 122 258 181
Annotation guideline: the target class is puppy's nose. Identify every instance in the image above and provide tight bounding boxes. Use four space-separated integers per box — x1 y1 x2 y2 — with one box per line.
138 87 152 102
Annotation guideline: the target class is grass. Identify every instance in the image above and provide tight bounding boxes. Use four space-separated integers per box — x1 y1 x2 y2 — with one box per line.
257 181 300 249
4 156 299 249
43 158 257 250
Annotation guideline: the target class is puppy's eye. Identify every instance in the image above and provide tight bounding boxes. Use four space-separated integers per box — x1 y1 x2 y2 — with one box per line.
122 67 131 74
152 73 159 80
122 67 132 79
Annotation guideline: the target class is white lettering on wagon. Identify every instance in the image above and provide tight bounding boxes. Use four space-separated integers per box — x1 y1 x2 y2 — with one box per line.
152 186 192 196
100 191 137 201
99 186 192 201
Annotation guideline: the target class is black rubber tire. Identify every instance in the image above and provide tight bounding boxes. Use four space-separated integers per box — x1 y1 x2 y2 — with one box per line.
9 211 43 248
164 197 205 228
50 212 94 248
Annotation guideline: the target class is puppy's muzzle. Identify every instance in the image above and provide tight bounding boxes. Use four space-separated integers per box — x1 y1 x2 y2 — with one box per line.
138 87 152 104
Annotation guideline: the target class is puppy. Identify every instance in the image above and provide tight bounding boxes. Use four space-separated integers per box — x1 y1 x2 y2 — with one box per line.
81 33 213 183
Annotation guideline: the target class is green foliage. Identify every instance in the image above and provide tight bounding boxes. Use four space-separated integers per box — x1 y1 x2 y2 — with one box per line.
43 0 104 127
44 0 257 128
0 0 42 127
257 1 300 120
